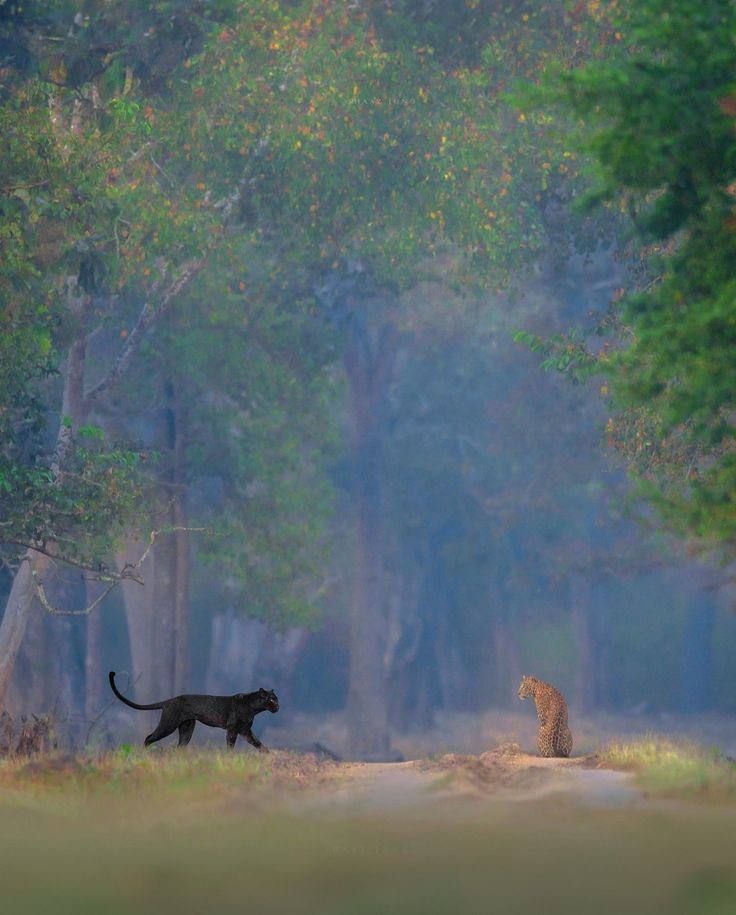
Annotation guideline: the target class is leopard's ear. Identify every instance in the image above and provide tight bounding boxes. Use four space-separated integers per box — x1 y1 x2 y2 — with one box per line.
259 687 268 696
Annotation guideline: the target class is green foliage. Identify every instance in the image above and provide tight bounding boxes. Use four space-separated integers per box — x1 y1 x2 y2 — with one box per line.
0 425 145 570
170 0 600 288
0 22 182 569
0 0 620 627
602 737 736 799
157 243 338 627
377 317 624 707
532 0 736 556
512 328 601 384
117 0 611 626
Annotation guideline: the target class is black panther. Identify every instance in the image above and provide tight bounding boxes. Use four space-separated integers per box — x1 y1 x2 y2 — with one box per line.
109 671 279 750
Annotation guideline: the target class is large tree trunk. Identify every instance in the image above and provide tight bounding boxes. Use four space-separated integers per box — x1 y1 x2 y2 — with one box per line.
0 244 206 712
3 560 51 715
346 501 390 758
172 386 189 694
56 611 82 747
0 330 88 709
207 613 267 695
570 573 595 714
6 565 85 746
491 615 522 707
172 505 189 694
148 377 190 697
344 319 398 759
153 506 177 697
486 573 521 708
680 585 717 713
84 580 105 728
116 534 158 737
112 377 190 724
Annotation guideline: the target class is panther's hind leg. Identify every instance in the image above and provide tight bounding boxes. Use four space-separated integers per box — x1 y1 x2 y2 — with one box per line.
144 707 179 747
177 719 196 747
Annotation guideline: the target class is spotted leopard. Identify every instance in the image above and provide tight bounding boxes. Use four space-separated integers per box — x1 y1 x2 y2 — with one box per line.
518 675 573 758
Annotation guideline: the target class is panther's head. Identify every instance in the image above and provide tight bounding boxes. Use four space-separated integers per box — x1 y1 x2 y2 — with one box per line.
518 675 536 701
259 688 280 713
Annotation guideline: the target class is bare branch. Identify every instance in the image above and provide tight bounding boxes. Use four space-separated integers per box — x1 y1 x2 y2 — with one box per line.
82 171 249 409
150 154 176 188
1 541 117 577
31 570 117 616
84 258 205 406
2 179 50 194
25 526 207 615
127 526 208 572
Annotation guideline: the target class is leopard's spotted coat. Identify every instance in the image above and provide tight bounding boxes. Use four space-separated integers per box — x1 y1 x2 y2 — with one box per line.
518 675 573 758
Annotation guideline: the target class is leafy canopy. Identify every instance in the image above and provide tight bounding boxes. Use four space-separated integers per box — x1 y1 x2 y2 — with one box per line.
538 0 736 553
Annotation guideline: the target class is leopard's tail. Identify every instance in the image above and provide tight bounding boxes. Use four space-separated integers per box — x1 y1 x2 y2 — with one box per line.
108 671 163 710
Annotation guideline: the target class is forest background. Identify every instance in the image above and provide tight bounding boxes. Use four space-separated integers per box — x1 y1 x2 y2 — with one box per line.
1 0 735 759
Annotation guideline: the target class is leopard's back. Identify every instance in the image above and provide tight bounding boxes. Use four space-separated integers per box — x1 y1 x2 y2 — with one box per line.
518 675 573 758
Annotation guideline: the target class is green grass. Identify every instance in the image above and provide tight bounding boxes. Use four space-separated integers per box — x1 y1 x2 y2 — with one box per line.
0 748 735 914
0 746 268 788
600 736 736 798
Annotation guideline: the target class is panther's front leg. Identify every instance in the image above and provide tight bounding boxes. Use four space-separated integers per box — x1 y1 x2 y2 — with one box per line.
225 726 238 749
242 727 268 752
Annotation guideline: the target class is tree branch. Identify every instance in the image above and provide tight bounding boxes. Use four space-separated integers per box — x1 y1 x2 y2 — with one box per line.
20 527 207 616
31 571 118 616
84 258 206 406
2 542 127 579
84 174 247 407
2 179 50 194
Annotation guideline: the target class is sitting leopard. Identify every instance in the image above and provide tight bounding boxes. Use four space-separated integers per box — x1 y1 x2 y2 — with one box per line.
518 675 573 758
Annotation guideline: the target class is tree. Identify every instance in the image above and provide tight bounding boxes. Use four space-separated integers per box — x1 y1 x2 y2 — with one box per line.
1 0 621 749
0 2 259 706
178 0 617 755
533 0 736 558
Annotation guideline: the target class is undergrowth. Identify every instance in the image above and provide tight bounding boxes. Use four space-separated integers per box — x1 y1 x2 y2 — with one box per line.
0 748 335 813
600 737 736 799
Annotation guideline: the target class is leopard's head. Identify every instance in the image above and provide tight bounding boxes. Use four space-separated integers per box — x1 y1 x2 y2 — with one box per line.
518 675 536 701
259 688 279 714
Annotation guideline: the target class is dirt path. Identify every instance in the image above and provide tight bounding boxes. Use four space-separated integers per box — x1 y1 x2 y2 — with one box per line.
314 760 439 810
301 746 639 812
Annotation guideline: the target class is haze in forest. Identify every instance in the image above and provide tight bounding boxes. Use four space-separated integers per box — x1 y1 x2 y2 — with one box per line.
1 0 735 762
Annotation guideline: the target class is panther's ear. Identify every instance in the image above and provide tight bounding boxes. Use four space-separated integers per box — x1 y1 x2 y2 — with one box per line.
259 687 268 696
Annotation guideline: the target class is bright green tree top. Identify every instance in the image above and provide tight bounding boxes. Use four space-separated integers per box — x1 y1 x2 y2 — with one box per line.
546 0 736 553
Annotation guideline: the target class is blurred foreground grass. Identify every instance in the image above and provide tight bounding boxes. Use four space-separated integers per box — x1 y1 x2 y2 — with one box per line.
0 747 735 915
601 736 736 799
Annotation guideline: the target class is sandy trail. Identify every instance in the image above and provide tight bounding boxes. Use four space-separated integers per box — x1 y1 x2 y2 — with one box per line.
300 747 639 812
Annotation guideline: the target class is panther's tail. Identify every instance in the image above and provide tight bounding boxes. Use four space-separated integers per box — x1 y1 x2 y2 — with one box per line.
108 671 163 711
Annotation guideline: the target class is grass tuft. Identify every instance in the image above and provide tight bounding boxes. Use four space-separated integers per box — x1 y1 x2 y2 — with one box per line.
600 736 736 799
